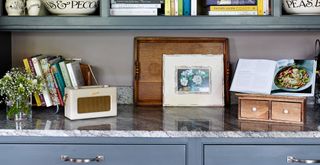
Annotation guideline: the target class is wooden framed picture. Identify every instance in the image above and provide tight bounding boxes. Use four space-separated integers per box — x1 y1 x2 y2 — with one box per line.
163 54 225 106
134 37 230 106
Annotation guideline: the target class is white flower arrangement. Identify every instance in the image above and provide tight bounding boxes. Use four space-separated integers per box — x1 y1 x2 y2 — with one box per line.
0 68 44 102
0 68 44 119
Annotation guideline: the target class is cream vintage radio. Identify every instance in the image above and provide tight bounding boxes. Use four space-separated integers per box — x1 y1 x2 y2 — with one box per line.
64 85 117 120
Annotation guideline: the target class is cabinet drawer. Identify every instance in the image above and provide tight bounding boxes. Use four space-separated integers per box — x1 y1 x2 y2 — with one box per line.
204 145 320 165
271 101 302 122
240 100 269 120
0 144 185 165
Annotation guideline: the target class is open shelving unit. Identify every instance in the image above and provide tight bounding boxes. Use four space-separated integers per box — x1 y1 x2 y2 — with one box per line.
0 0 320 30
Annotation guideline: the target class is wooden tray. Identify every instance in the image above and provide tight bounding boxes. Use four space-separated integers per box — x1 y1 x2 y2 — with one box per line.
134 37 230 106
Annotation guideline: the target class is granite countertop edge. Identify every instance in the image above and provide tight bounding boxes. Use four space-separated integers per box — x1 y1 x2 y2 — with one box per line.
1 130 320 138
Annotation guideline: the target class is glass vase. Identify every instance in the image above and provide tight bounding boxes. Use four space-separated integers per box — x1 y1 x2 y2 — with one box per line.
6 96 32 121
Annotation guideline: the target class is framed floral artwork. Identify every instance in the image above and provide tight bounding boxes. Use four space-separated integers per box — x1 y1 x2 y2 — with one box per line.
163 54 225 106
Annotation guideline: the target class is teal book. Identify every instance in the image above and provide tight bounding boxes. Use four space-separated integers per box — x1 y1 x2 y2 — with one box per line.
51 63 66 98
183 0 190 15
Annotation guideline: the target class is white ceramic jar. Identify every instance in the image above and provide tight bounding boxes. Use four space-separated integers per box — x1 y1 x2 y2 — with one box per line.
5 0 25 16
26 0 41 16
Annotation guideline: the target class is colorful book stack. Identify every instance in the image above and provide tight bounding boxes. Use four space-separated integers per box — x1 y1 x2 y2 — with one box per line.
110 0 163 16
165 0 196 16
207 0 270 16
23 55 92 107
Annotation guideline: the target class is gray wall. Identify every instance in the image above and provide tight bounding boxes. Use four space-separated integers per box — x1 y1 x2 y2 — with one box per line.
12 31 320 86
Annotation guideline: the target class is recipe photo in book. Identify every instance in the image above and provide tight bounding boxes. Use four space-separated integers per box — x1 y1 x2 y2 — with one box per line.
230 59 317 96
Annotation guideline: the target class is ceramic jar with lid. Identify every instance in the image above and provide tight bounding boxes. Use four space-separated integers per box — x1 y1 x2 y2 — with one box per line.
5 0 25 16
26 0 41 16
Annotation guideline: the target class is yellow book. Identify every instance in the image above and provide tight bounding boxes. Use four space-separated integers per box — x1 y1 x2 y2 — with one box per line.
23 58 42 107
257 0 264 15
170 0 175 15
209 5 257 11
165 0 171 16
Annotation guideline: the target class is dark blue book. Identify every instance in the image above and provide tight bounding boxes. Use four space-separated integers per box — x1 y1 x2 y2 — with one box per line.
206 0 256 6
183 0 191 15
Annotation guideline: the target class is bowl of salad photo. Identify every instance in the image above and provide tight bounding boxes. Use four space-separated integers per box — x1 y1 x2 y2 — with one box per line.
274 65 312 92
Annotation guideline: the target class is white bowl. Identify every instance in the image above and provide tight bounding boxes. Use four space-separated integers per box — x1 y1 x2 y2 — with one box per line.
283 0 320 15
41 0 99 15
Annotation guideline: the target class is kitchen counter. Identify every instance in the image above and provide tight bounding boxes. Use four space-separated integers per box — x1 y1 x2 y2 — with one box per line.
0 105 320 138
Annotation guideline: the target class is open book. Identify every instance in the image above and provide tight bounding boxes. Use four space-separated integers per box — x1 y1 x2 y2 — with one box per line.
230 59 317 96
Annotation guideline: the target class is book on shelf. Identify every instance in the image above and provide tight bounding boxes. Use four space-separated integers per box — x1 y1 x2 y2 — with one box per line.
111 0 163 4
165 0 171 15
209 5 257 11
50 61 66 99
206 0 257 6
170 0 175 15
183 0 191 15
208 10 257 15
230 59 317 97
23 58 43 107
51 73 64 106
207 0 269 15
110 8 158 16
66 61 85 87
59 60 73 88
39 57 61 106
174 0 178 15
31 55 53 107
191 0 197 15
178 0 183 15
111 3 162 8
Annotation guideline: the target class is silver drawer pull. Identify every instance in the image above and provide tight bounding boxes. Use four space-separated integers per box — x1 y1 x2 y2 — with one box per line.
283 109 289 114
61 155 104 163
287 156 320 164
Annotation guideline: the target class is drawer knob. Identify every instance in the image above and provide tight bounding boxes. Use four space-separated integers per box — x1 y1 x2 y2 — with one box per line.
61 155 104 163
283 109 289 114
252 107 257 112
287 156 320 164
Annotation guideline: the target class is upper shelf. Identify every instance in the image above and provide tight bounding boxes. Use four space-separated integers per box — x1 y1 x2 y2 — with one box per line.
1 0 320 31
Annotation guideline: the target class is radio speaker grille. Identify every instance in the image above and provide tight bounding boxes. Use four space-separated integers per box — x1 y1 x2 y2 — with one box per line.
77 96 111 114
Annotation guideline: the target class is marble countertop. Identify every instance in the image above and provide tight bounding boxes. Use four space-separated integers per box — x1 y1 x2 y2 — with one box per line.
1 105 320 138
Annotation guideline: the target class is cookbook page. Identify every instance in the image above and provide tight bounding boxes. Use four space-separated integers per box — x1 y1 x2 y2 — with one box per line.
271 59 316 96
230 59 277 94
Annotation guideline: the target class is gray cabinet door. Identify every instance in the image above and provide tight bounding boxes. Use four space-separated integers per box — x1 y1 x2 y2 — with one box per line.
204 145 320 165
0 144 185 165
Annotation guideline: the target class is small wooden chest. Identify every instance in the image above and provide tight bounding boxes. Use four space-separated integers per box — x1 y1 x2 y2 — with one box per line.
237 93 306 124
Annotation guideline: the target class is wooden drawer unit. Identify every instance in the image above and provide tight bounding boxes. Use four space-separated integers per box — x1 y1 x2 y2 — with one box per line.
237 94 305 124
0 144 185 165
204 145 320 165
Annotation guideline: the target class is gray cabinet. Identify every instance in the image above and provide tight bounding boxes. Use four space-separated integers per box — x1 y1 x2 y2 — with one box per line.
204 145 320 165
2 137 320 165
1 0 320 30
0 144 185 165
